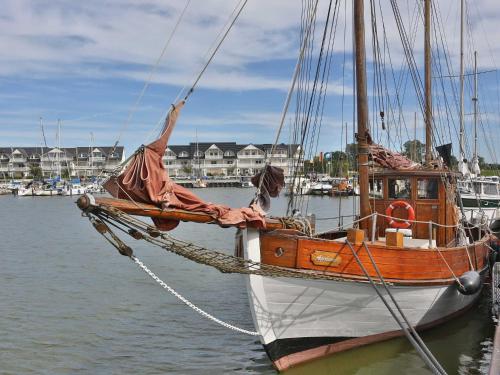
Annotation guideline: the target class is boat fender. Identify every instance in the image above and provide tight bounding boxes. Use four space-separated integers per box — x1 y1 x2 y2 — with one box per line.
456 270 481 295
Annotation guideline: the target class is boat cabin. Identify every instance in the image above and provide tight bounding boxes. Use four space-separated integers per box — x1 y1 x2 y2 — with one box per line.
368 169 457 247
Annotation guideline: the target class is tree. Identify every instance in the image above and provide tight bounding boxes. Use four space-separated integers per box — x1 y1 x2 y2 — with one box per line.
29 165 43 180
181 165 192 175
345 143 357 170
402 139 424 163
478 156 486 169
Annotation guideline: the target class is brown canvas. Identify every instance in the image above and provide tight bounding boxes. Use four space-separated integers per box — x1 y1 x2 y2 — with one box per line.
104 101 267 231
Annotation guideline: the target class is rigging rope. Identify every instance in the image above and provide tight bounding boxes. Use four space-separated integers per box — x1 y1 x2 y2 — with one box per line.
183 0 249 101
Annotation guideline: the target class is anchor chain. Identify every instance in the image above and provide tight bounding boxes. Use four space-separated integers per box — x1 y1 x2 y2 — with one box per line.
86 214 259 336
132 255 259 336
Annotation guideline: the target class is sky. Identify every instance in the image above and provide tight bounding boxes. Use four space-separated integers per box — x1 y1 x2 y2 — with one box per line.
1 0 500 162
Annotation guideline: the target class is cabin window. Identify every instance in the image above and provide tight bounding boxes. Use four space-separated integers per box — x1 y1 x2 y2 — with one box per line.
484 183 498 195
417 178 438 199
369 178 383 199
388 178 411 199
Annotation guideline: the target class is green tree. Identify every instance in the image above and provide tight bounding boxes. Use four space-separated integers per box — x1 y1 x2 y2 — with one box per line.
402 139 424 163
326 151 349 177
345 143 357 170
182 165 192 175
478 156 486 169
29 165 43 180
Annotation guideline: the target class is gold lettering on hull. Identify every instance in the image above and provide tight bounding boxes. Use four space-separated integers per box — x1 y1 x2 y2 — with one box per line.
310 251 342 267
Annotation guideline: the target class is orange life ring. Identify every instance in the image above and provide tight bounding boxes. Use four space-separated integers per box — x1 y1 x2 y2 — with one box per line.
385 200 415 229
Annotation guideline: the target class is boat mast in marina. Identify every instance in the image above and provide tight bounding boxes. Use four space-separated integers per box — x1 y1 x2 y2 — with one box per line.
354 0 370 231
424 0 432 165
471 51 480 176
458 0 469 176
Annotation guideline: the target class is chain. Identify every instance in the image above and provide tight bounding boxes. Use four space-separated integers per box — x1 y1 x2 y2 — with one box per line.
131 255 259 336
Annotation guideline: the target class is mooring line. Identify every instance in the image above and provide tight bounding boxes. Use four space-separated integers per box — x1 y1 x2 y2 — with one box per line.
131 255 259 336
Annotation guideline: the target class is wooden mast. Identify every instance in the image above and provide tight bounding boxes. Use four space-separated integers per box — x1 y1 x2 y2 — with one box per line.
354 0 371 230
424 0 432 164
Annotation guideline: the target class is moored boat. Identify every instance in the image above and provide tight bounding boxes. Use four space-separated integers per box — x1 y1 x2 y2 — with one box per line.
75 0 495 372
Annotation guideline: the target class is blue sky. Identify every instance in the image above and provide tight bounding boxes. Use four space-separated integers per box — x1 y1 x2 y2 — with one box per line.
1 0 499 162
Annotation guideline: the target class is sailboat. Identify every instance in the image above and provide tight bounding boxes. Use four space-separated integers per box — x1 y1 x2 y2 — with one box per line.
77 0 493 372
457 51 500 227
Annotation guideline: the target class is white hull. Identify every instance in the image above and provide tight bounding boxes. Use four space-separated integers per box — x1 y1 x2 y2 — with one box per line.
16 187 34 196
34 189 59 196
243 228 481 370
63 187 86 196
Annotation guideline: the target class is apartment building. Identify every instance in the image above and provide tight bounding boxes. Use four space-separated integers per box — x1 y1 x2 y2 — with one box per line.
0 146 125 179
163 142 302 177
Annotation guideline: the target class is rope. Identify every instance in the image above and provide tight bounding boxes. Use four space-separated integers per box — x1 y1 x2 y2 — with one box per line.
254 0 320 203
132 255 259 336
102 0 192 180
433 246 463 289
355 241 448 375
90 207 357 282
183 0 248 101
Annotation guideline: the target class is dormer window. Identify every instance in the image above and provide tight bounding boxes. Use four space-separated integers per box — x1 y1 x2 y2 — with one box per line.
179 151 189 157
224 151 235 157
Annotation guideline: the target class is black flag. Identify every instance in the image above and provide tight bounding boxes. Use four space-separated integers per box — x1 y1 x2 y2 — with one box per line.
436 143 452 167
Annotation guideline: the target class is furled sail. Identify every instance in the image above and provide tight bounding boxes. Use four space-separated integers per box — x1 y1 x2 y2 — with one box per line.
104 101 266 231
369 143 421 170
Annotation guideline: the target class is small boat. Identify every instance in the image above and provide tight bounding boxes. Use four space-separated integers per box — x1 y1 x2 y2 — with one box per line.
34 185 60 196
240 176 254 188
284 176 312 196
192 178 208 188
308 182 332 195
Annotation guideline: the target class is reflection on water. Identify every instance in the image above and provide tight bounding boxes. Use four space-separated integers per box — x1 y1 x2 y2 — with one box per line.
0 190 494 374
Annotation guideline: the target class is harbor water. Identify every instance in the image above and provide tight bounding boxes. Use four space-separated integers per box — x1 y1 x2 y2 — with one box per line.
0 189 495 374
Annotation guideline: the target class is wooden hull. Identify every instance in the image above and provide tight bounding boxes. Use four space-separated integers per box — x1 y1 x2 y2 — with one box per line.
244 228 490 371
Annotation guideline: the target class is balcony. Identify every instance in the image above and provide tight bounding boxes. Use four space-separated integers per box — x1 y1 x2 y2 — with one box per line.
237 162 265 168
237 154 265 159
11 157 27 163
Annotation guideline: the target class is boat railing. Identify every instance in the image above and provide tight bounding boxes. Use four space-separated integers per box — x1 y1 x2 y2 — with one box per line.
316 211 491 248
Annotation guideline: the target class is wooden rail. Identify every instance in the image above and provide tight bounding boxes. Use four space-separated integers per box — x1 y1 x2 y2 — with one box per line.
76 194 285 230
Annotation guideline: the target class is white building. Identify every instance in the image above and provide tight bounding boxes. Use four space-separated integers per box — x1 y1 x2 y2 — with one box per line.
163 142 302 177
0 146 125 179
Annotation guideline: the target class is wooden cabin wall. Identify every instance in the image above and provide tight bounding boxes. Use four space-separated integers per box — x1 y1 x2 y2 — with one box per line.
369 174 455 246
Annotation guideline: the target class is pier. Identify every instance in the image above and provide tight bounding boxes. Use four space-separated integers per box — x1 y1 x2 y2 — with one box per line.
171 177 245 188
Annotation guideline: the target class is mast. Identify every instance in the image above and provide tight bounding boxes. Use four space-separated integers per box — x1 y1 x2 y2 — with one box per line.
57 119 61 178
458 0 470 176
354 0 371 229
413 112 417 161
195 129 201 178
424 0 432 165
471 51 480 175
90 132 94 178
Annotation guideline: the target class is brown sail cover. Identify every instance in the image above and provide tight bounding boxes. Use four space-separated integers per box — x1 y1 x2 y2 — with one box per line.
104 101 266 231
368 143 421 170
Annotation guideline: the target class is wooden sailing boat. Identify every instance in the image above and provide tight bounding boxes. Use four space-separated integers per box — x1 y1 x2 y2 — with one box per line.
241 1 490 370
77 0 493 372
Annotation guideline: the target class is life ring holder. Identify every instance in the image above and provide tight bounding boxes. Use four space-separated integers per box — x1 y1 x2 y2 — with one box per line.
385 200 415 229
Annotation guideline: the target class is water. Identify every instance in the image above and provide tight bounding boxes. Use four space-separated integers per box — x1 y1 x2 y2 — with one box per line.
0 189 495 374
